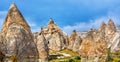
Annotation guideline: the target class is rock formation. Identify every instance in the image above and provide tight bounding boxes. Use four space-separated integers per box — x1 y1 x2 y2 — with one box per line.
68 30 82 52
41 18 68 52
79 30 107 58
105 19 116 44
0 3 39 61
103 19 120 52
36 32 49 62
33 32 39 43
99 21 106 34
110 32 120 52
68 30 77 50
72 36 82 52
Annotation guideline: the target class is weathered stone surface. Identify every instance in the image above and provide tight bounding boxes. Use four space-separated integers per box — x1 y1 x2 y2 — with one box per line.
36 33 49 62
33 32 39 43
109 32 120 52
68 30 77 50
79 30 107 57
72 36 82 52
105 19 116 36
0 3 39 60
105 19 116 44
42 18 68 51
68 30 82 52
99 21 106 34
77 32 87 39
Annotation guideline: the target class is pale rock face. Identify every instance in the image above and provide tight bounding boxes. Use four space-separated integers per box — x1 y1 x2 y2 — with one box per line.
77 32 87 39
105 19 116 44
68 30 77 50
99 21 106 34
79 30 107 57
68 30 82 52
42 18 68 51
105 19 116 36
0 3 39 60
109 32 120 52
72 36 82 52
36 34 49 61
33 32 39 43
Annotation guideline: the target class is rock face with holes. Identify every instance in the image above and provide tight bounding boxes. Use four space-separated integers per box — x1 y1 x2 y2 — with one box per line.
41 18 68 52
36 32 49 62
79 30 107 58
68 30 82 52
0 3 39 61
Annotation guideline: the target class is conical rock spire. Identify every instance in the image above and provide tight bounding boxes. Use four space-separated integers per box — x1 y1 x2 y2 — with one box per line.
2 3 30 33
0 3 39 61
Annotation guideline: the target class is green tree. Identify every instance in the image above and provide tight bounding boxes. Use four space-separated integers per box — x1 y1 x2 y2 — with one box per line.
106 47 112 62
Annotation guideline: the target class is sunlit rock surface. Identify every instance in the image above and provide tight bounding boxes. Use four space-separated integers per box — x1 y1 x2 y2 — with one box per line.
68 30 82 52
105 19 116 45
0 3 39 61
79 30 107 58
41 18 68 51
36 31 49 62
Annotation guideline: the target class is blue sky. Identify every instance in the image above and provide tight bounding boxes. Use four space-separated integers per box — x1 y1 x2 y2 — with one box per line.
0 0 120 34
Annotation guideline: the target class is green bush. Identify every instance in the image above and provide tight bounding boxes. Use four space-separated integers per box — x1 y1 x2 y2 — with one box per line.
74 56 81 60
69 59 74 62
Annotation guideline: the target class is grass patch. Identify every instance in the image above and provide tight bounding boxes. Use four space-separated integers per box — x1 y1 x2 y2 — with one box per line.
49 49 81 62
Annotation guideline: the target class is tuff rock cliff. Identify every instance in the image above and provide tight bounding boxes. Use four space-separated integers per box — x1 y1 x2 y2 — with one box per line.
40 18 68 52
79 30 107 57
68 30 82 52
0 3 39 61
105 19 116 45
36 32 49 62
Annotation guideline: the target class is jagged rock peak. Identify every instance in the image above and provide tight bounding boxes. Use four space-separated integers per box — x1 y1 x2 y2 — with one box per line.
108 19 114 25
107 19 116 29
105 19 116 35
99 21 106 32
9 2 17 9
2 3 30 32
0 3 39 60
48 18 55 25
71 30 77 37
70 30 77 41
100 21 106 28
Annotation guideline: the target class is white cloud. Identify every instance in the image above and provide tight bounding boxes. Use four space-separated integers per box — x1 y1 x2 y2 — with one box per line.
62 12 120 34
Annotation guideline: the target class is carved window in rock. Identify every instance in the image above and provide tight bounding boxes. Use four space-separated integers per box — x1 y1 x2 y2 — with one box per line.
48 41 49 44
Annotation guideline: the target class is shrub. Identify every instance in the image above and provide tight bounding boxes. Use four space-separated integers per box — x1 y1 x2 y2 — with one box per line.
74 56 81 60
69 59 74 62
